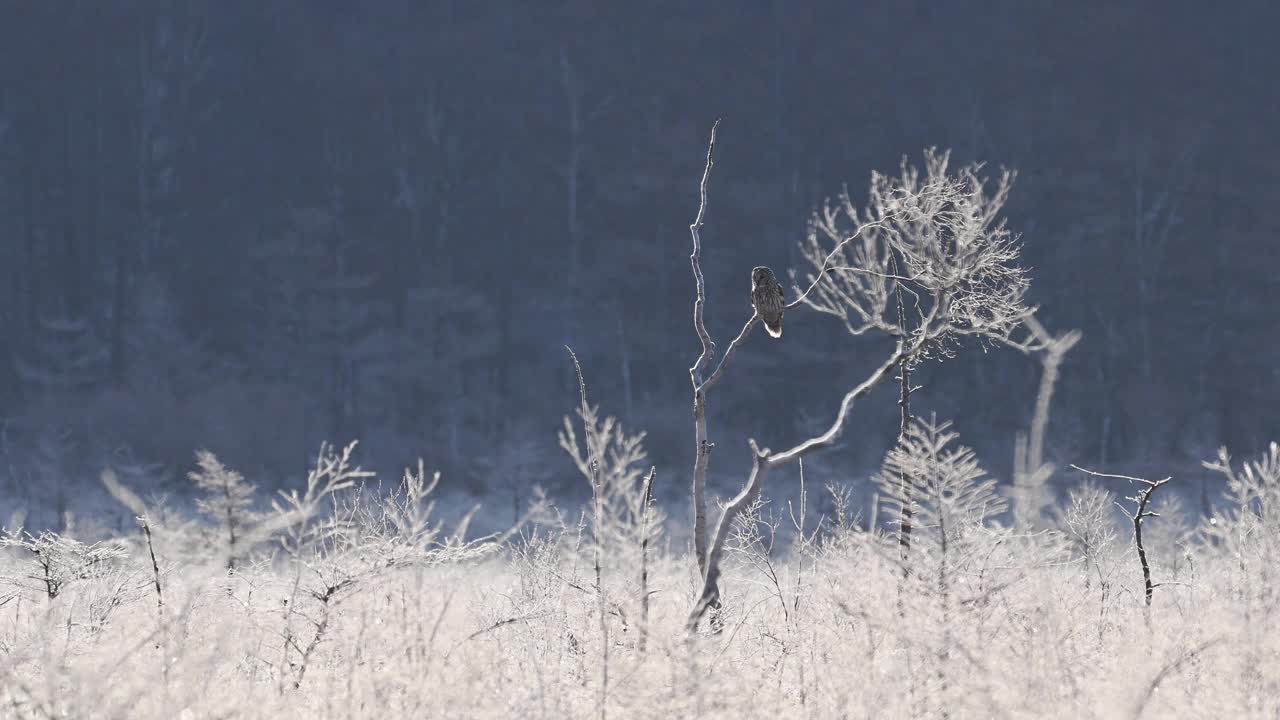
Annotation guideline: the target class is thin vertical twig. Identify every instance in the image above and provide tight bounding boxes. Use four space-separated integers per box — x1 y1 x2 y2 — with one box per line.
893 252 914 557
637 466 656 652
566 346 608 720
139 515 163 614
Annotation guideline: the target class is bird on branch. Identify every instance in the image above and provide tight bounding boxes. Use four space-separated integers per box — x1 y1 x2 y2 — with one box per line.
751 266 785 338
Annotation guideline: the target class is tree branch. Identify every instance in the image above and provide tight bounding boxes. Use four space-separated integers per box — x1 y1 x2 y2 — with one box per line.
697 312 760 394
768 342 908 466
688 339 909 630
786 220 883 310
689 119 720 387
688 119 720 579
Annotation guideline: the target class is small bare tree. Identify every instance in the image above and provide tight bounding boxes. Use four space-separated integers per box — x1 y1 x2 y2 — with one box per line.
0 529 129 601
1202 442 1280 539
1071 464 1172 613
1201 442 1280 701
559 398 663 651
188 449 258 570
687 144 1041 629
558 402 661 561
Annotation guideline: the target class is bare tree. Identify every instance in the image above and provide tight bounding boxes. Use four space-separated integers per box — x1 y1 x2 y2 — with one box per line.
686 120 719 599
1071 464 1172 614
1011 315 1082 526
687 147 1041 629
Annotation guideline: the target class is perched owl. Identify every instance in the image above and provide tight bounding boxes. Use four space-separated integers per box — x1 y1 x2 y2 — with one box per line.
751 266 785 338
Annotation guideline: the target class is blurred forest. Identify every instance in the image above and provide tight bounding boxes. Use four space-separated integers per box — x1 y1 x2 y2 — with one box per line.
0 1 1276 519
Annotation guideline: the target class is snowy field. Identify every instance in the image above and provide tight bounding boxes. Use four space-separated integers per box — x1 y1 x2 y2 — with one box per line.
0 439 1276 720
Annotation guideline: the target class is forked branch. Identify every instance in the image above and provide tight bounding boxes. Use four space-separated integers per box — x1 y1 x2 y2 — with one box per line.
688 340 909 630
1071 464 1171 610
786 220 885 311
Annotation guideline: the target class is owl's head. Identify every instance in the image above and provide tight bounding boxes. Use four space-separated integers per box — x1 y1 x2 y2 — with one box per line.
752 266 774 284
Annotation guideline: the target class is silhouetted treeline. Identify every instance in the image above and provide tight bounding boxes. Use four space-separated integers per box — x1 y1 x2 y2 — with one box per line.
0 1 1276 509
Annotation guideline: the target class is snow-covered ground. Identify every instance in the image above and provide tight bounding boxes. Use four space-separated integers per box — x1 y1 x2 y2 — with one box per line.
0 445 1274 719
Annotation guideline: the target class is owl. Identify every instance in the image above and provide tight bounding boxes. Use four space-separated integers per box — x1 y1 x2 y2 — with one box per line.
751 266 785 338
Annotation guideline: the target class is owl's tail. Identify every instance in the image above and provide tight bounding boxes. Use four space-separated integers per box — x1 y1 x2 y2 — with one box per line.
764 319 782 339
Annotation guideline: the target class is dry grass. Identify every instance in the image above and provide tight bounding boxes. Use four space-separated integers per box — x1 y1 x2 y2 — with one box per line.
0 471 1276 720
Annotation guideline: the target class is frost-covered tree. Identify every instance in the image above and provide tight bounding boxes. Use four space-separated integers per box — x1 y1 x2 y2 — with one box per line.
876 416 1008 556
0 528 129 601
873 417 1010 716
188 449 257 570
559 404 663 562
560 400 663 644
688 144 1041 627
1195 443 1280 707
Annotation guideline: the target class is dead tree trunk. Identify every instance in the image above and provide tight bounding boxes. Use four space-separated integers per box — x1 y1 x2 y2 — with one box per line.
1012 316 1082 526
